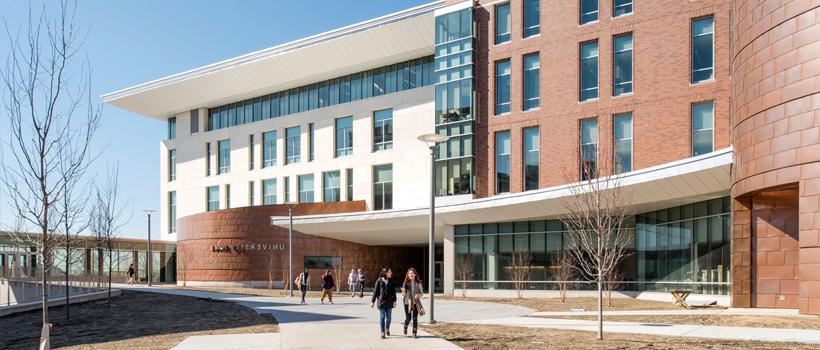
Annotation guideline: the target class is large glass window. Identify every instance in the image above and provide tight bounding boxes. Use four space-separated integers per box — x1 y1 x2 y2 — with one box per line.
373 109 393 151
613 0 633 17
168 117 176 140
298 174 314 203
495 3 511 44
580 0 598 24
217 139 231 174
335 116 353 157
263 131 277 167
323 171 341 202
580 118 598 180
523 53 540 111
168 191 176 233
263 179 277 205
206 186 219 212
692 16 715 83
613 33 633 96
286 126 301 164
692 101 714 156
346 168 353 201
495 60 511 115
495 131 511 194
523 0 540 37
523 127 540 191
614 113 633 173
580 41 599 101
373 164 393 210
168 149 176 182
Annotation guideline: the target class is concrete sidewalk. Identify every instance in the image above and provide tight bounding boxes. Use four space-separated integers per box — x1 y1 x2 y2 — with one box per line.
456 316 820 344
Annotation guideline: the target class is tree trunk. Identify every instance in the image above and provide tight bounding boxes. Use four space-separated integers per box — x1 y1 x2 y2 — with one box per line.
65 239 70 322
107 249 112 303
597 277 603 340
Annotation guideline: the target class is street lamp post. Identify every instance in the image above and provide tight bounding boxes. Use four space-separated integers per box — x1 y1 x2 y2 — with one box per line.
417 133 449 325
142 209 156 287
285 202 299 297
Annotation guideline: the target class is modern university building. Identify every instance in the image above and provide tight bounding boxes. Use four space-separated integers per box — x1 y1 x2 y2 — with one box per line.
102 1 820 315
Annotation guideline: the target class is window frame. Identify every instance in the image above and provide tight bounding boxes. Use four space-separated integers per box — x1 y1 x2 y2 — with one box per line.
286 126 301 164
691 101 715 157
168 191 176 233
495 59 511 115
691 15 715 84
373 109 394 151
495 3 511 45
580 0 599 25
495 130 511 194
262 178 278 205
168 149 176 182
613 113 633 174
206 185 220 212
298 174 315 203
217 139 231 174
323 171 341 202
523 53 540 111
580 118 598 180
613 33 634 96
579 40 599 101
613 0 633 18
373 164 393 210
335 116 353 157
523 0 540 38
523 127 540 191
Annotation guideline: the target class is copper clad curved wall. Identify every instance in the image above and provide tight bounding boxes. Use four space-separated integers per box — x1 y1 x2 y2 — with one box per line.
730 0 820 314
177 202 423 287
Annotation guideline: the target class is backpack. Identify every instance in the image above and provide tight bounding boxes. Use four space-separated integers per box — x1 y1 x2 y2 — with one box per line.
321 274 328 289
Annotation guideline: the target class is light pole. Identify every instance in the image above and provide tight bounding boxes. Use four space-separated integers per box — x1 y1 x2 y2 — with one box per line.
417 133 449 324
285 202 299 297
142 209 156 287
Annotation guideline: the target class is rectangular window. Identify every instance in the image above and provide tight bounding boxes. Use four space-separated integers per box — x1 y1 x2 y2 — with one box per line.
692 101 714 156
580 118 598 180
580 41 599 101
284 176 291 203
523 127 540 191
207 186 219 212
217 139 231 174
225 184 231 209
168 149 176 182
168 117 176 140
248 134 255 170
335 116 353 157
495 131 511 193
205 142 211 176
286 126 301 164
613 0 633 17
613 33 633 96
495 3 511 44
614 113 633 173
523 53 540 111
692 16 715 83
580 0 598 24
249 181 255 206
373 109 393 151
495 60 511 115
298 174 314 203
373 164 393 210
263 178 277 205
263 131 277 167
524 0 540 37
308 123 315 161
346 168 353 201
190 109 199 134
168 191 176 233
323 171 341 202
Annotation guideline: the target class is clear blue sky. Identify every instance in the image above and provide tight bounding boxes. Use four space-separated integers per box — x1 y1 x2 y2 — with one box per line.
0 0 431 239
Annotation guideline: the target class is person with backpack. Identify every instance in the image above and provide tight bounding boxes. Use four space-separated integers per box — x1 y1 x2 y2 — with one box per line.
357 268 366 298
401 267 425 338
370 267 396 339
295 269 310 304
320 269 335 304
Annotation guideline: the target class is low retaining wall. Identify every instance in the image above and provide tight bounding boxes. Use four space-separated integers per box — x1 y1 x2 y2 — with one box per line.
0 289 121 317
1 279 100 306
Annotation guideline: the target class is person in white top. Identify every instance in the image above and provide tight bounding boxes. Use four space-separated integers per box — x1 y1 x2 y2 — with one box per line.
348 268 358 297
401 267 425 338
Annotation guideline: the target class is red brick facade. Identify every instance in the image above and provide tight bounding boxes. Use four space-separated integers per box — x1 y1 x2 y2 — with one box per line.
730 0 820 314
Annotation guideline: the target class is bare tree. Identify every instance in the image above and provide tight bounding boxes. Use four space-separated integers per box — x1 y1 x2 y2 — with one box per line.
560 162 633 340
279 252 289 294
604 268 623 307
454 254 473 297
0 0 101 344
89 165 128 302
266 249 276 289
551 253 576 303
177 246 194 287
508 250 532 299
332 251 344 292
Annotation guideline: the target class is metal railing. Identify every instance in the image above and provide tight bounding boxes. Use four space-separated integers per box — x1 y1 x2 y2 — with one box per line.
2 267 109 306
453 280 732 295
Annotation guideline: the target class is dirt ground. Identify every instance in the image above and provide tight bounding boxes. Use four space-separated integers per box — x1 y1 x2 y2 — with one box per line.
439 296 681 312
544 314 820 329
422 323 816 350
0 290 277 350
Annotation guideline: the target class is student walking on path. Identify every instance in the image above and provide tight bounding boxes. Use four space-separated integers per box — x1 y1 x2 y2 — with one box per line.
401 267 425 338
127 263 135 285
371 267 396 339
320 270 335 304
357 268 366 298
295 269 310 304
348 269 358 297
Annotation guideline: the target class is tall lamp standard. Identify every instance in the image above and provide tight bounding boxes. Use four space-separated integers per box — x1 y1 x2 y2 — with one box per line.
417 133 449 324
285 202 299 297
142 209 156 287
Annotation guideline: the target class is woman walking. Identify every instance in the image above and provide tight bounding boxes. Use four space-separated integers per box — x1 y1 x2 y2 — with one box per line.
127 263 135 285
370 267 396 339
401 268 424 338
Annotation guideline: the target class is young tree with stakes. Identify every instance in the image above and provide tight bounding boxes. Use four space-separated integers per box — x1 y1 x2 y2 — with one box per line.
89 165 129 302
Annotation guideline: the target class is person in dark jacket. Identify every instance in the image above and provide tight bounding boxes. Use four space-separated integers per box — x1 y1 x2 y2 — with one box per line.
320 270 335 304
127 263 135 285
370 267 396 339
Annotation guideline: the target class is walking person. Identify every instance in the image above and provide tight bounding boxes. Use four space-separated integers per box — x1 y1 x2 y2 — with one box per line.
401 267 425 338
348 269 358 297
127 263 135 285
370 267 396 339
357 268 366 298
320 270 335 304
295 269 310 304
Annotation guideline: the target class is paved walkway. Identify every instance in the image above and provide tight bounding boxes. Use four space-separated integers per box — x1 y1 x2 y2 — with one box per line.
123 286 533 349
